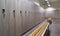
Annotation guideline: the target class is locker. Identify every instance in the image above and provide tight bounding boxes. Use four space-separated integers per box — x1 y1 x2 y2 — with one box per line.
9 0 16 36
33 12 36 24
26 11 29 30
30 12 35 26
26 11 30 30
24 11 28 31
3 0 10 36
22 10 27 33
28 12 31 27
0 0 4 36
15 0 22 36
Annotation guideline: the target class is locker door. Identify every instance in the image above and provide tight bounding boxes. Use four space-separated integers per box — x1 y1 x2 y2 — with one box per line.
32 12 35 24
27 12 32 30
20 0 26 34
0 0 4 36
29 12 33 26
9 0 16 36
34 12 36 24
23 11 27 32
28 12 30 28
15 0 22 36
4 0 10 36
24 11 29 31
31 12 34 25
30 12 33 25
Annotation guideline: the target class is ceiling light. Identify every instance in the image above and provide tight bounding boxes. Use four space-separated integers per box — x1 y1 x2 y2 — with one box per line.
48 4 51 7
33 2 40 7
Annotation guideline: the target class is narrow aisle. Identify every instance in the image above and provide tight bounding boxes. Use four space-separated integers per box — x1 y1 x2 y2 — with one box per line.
49 19 60 36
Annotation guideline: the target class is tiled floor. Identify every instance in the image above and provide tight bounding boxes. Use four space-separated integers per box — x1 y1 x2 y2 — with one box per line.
49 19 60 36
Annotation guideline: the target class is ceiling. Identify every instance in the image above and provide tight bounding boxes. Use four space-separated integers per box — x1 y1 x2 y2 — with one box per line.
29 0 60 9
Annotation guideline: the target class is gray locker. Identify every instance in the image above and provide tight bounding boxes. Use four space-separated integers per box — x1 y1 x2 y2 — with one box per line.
23 11 28 32
9 0 16 36
15 0 22 36
3 0 10 36
0 0 4 36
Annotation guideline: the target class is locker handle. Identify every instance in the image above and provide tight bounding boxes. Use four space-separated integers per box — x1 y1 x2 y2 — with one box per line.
25 11 26 16
2 9 5 18
2 9 5 14
20 11 22 16
13 10 15 18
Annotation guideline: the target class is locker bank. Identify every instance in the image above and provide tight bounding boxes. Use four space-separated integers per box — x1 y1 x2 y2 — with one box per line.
0 0 60 36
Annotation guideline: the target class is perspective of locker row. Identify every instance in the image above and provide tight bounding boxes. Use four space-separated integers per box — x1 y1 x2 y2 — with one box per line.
0 0 46 36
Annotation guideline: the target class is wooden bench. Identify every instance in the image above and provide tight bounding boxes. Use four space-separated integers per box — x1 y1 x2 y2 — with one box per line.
29 21 49 36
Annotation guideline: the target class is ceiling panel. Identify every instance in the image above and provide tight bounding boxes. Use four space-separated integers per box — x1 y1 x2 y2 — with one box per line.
28 0 60 9
49 0 60 2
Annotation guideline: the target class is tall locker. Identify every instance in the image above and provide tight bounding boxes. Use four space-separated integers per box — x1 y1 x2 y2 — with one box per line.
21 10 25 32
15 0 22 36
29 12 33 27
32 12 35 24
3 0 10 36
31 12 34 27
9 0 16 36
0 0 4 36
24 11 29 32
34 12 36 24
27 12 31 29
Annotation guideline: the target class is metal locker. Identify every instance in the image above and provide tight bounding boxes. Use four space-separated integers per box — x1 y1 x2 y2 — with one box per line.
25 11 30 31
0 0 4 36
21 10 26 33
30 12 33 26
29 12 33 26
20 10 23 35
31 12 35 25
26 11 29 30
28 12 31 27
33 12 36 24
20 0 28 33
28 12 34 30
23 10 28 32
9 0 16 36
2 0 11 36
3 0 10 36
34 12 36 24
15 0 22 36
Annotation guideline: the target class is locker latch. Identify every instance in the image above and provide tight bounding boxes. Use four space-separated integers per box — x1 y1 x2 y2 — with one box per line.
13 10 15 18
2 9 5 18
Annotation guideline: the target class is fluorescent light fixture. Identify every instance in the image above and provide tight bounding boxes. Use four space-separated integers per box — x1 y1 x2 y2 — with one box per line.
48 4 51 7
45 0 49 2
33 2 40 6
